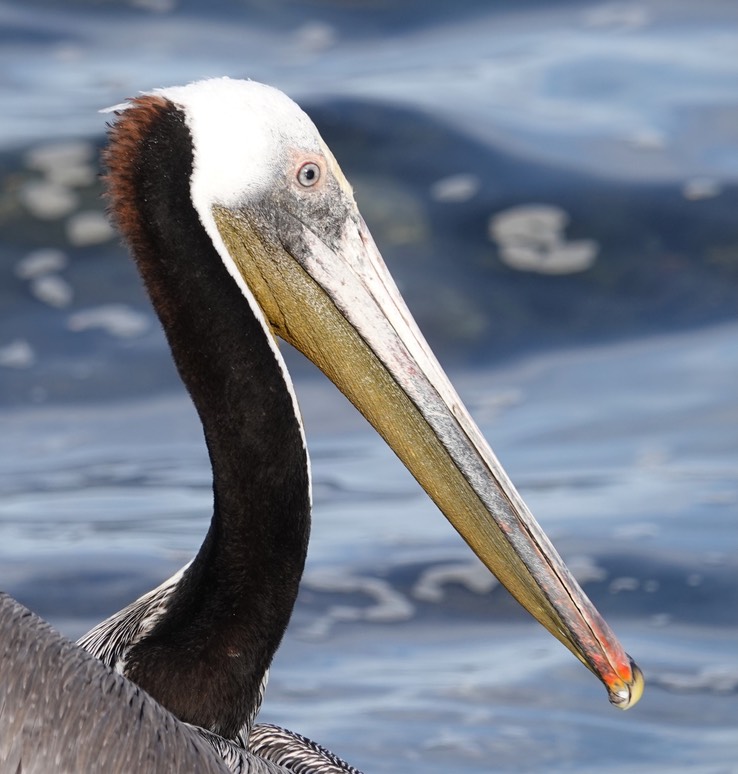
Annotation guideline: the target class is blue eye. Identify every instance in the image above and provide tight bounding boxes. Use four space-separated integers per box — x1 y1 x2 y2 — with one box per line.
297 162 320 187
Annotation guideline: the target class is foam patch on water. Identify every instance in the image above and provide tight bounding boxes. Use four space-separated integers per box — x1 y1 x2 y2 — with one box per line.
20 180 78 220
682 177 722 200
0 340 36 369
67 305 149 338
488 204 599 274
30 275 73 308
301 570 415 638
20 141 97 222
564 554 609 584
430 174 480 203
609 576 640 594
25 141 95 172
66 211 115 246
413 561 497 602
652 665 738 694
15 250 68 279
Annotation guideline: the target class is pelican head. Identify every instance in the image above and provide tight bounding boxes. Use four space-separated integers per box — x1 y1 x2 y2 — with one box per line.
107 77 643 711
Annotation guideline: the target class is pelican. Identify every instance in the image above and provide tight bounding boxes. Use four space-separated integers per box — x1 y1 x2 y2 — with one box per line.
0 78 643 772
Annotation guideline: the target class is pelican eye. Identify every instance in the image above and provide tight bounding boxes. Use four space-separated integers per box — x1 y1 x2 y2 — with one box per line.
297 162 321 187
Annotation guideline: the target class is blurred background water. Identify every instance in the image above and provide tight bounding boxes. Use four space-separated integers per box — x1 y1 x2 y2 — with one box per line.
1 1 737 772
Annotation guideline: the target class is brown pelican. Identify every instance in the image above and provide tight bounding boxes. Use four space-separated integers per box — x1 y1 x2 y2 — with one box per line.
0 78 643 772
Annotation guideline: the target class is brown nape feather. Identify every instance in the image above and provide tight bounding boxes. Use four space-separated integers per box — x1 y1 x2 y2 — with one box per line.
102 96 197 336
103 96 172 248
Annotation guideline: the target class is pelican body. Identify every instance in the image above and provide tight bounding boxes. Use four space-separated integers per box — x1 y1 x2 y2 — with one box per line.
0 78 642 772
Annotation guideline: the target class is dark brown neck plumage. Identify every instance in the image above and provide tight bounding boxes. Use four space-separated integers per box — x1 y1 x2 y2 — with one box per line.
104 97 311 738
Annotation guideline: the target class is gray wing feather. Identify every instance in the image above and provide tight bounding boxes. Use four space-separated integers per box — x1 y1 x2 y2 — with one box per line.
0 592 229 774
1 594 359 773
249 723 365 774
191 724 366 774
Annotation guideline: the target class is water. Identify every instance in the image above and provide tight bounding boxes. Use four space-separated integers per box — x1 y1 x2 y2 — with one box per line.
1 1 737 772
